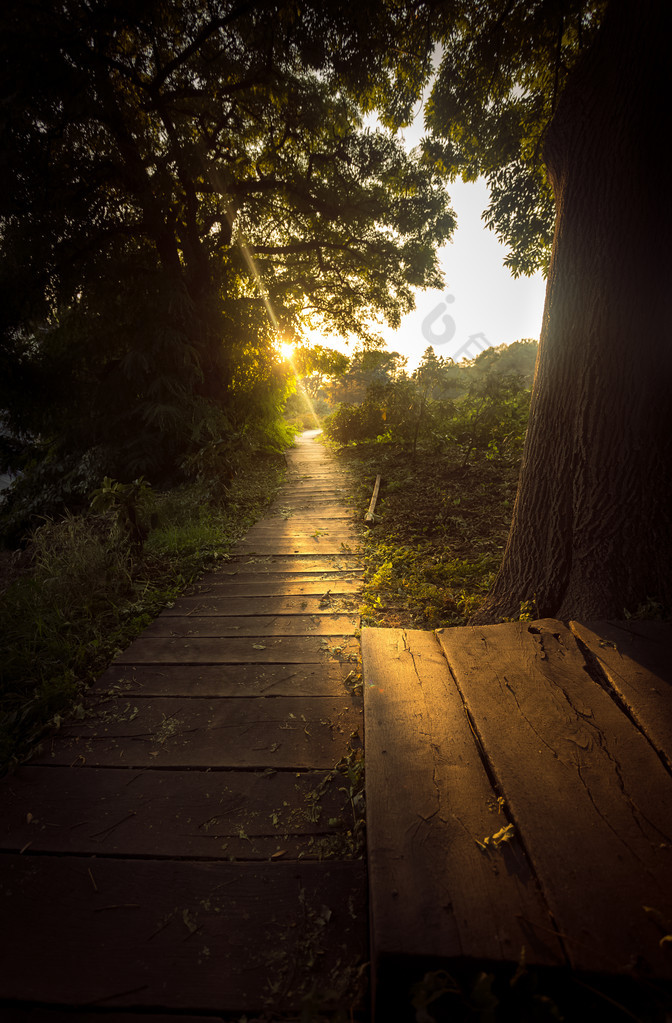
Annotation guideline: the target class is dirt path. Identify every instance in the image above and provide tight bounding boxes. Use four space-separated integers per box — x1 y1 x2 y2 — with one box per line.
0 431 368 1021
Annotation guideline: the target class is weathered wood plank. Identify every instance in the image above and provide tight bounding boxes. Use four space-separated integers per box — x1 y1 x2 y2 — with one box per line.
275 483 350 493
0 767 351 860
0 856 367 1011
162 594 359 616
268 502 355 515
191 576 362 597
33 695 362 768
243 522 356 534
243 521 355 533
232 541 358 556
142 613 358 638
1 1013 221 1023
94 662 355 698
266 505 355 519
570 619 672 769
115 634 359 664
218 556 361 573
362 627 563 974
437 619 672 977
238 532 357 546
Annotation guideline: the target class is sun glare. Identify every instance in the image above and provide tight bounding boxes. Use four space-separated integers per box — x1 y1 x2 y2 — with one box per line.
278 341 296 361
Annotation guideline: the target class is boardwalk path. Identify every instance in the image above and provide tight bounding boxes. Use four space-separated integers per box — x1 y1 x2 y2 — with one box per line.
0 431 368 1020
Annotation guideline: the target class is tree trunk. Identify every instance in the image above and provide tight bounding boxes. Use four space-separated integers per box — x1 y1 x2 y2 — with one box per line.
475 0 672 622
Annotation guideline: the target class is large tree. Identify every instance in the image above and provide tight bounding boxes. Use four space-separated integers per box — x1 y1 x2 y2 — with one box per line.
416 0 671 619
0 0 453 491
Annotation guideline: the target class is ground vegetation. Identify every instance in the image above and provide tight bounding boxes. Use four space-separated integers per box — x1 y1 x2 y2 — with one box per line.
0 454 285 772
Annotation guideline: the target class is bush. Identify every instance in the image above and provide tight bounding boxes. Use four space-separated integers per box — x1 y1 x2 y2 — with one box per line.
324 371 531 464
323 401 388 444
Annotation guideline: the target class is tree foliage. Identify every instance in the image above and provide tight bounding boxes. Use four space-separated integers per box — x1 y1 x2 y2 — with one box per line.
323 340 535 464
0 0 454 523
417 1 607 276
291 345 350 399
326 348 409 406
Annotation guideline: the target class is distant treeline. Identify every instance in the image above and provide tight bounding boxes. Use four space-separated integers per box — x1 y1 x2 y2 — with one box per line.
313 340 537 466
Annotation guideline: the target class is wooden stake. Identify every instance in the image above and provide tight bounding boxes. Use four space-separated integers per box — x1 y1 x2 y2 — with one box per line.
364 475 381 525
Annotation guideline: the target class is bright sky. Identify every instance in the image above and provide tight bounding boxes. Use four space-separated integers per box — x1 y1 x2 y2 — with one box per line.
383 176 548 370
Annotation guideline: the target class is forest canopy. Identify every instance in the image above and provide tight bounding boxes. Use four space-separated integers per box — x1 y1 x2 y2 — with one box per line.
0 0 453 519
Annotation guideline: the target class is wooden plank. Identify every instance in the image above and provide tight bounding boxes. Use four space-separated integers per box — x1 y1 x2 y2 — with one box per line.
34 695 363 768
570 619 672 769
268 502 355 514
437 619 672 977
242 523 355 534
275 483 350 492
362 627 563 982
162 594 359 616
0 767 352 860
218 556 361 573
266 505 354 518
115 634 359 664
243 522 356 534
364 474 381 524
141 613 359 638
233 535 354 545
232 541 358 556
94 662 355 697
1 1013 221 1023
0 856 367 1011
190 576 362 597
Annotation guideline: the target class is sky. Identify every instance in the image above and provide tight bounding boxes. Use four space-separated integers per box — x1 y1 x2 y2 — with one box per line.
379 176 548 371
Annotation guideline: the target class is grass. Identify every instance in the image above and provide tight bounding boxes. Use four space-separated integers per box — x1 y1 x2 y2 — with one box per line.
333 441 520 629
0 453 286 772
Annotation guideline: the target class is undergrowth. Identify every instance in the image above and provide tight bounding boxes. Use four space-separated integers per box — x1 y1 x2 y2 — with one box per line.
334 442 519 629
0 454 286 772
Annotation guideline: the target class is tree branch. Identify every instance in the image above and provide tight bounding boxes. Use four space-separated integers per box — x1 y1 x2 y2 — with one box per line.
150 2 259 91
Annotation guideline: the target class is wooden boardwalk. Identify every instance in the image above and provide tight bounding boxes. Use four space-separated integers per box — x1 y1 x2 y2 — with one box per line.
4 431 672 1021
0 431 368 1021
363 619 672 1018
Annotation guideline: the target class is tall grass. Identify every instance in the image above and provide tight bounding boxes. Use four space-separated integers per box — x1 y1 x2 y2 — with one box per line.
0 454 286 771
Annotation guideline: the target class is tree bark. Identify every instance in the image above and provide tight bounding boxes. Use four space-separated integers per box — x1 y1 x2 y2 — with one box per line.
475 0 672 622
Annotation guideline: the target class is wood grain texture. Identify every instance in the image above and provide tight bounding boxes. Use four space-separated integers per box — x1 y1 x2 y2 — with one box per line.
267 502 355 514
362 627 563 972
570 619 672 769
0 856 367 1011
265 505 354 519
161 594 358 616
214 555 361 573
142 613 359 638
94 662 354 697
115 634 360 664
437 618 672 977
242 524 357 536
0 767 351 859
232 541 358 556
1 1013 222 1023
188 577 362 597
32 696 362 769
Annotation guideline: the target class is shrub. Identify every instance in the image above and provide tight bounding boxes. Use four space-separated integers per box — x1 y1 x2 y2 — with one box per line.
323 402 387 444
